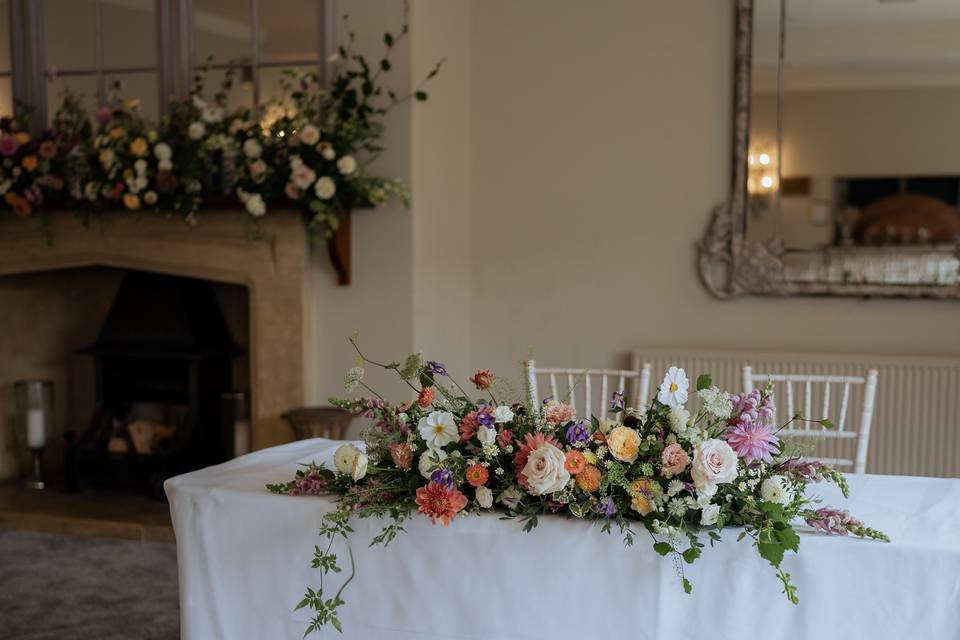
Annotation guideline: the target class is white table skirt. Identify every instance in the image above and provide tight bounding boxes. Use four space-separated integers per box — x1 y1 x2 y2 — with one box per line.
165 438 960 640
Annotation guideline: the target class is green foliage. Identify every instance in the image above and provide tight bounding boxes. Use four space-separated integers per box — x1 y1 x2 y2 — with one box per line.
696 374 713 391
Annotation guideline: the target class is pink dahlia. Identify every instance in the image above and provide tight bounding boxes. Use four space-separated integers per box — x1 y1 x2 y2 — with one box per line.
415 481 468 526
725 422 780 464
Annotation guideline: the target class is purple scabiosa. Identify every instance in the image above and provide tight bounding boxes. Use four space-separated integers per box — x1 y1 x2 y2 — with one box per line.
430 468 455 489
426 360 447 376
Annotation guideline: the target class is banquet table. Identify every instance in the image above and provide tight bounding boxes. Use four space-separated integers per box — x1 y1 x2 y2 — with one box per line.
165 438 960 640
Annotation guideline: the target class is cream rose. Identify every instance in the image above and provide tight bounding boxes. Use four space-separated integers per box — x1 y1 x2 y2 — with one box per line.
476 485 493 509
691 439 739 495
522 443 570 496
606 426 641 463
351 451 368 481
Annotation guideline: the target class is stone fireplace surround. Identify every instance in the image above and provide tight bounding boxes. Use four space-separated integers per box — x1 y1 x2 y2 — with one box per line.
0 209 317 478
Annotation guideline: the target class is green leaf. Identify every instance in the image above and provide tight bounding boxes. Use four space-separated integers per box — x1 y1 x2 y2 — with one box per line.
775 525 801 552
696 374 713 391
682 578 693 594
380 59 391 72
682 546 701 564
414 91 428 101
821 418 834 430
653 541 673 556
758 541 785 567
384 32 394 47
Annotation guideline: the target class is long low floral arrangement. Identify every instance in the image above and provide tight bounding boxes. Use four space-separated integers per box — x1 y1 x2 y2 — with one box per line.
268 338 889 635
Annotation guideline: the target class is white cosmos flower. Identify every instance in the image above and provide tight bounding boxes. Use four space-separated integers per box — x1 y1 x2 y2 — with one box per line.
418 447 448 479
492 405 514 424
336 154 357 175
418 411 458 450
658 366 689 408
314 176 336 200
188 121 206 140
760 475 792 505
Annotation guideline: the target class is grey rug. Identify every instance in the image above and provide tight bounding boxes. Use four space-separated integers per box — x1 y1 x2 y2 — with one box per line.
0 529 179 640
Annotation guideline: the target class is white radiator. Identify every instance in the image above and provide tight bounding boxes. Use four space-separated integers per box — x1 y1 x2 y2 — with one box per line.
631 347 960 478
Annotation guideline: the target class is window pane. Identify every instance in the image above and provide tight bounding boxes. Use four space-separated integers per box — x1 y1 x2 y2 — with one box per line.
195 0 251 68
108 72 159 121
102 0 156 68
44 0 98 70
0 78 12 116
260 0 318 63
47 75 98 121
0 0 10 71
259 65 314 106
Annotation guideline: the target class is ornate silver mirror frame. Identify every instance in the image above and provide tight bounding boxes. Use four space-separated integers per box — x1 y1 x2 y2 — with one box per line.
698 0 960 300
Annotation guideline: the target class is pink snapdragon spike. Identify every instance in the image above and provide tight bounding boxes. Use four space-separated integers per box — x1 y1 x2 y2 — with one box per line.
806 507 862 535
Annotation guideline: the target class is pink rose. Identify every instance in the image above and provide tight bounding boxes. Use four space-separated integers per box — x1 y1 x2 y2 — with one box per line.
661 443 690 477
691 439 739 495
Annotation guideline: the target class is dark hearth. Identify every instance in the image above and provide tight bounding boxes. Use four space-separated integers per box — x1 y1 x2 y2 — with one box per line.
65 270 242 497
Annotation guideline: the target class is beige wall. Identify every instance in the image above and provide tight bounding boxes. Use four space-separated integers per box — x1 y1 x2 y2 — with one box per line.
468 0 960 390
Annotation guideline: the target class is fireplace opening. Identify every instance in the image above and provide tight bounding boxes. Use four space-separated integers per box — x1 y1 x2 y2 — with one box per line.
65 270 245 496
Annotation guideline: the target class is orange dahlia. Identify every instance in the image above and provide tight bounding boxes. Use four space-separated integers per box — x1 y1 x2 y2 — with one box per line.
466 463 489 487
415 481 468 526
576 464 602 492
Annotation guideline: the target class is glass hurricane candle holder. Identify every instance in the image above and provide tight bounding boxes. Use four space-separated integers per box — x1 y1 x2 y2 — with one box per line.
14 379 54 490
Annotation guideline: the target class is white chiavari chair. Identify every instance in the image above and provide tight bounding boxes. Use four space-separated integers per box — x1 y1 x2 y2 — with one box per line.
523 360 652 420
743 366 879 474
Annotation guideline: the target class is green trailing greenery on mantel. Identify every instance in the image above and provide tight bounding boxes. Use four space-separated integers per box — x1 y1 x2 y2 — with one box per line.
0 5 441 282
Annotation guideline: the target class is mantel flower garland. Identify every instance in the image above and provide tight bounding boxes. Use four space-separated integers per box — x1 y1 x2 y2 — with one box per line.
1 8 441 243
268 340 889 635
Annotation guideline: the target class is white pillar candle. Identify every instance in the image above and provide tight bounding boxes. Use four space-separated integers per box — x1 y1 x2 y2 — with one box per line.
234 419 251 457
26 408 46 449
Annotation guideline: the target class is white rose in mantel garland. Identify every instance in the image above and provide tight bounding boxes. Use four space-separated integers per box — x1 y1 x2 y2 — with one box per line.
691 438 738 496
522 443 571 496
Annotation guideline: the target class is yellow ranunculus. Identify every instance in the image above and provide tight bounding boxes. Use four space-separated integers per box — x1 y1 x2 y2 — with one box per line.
130 137 148 157
14 132 30 144
123 193 140 210
606 426 641 463
21 155 38 172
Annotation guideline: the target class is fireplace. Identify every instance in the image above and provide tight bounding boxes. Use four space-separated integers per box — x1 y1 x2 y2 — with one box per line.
64 271 242 495
0 209 318 483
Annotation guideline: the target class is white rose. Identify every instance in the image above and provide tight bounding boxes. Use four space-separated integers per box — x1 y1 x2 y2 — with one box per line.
336 154 357 175
476 486 493 509
243 138 262 159
314 176 336 200
351 452 369 481
418 447 448 480
188 121 206 140
477 425 496 446
418 411 458 450
244 193 266 217
333 443 362 474
318 142 336 160
522 443 570 496
202 105 224 124
700 503 721 526
153 142 172 161
159 159 173 171
760 475 792 505
134 159 147 175
691 439 739 495
299 124 320 146
492 405 514 424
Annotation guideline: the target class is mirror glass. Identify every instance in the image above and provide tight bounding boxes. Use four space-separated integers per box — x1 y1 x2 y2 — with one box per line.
747 0 960 287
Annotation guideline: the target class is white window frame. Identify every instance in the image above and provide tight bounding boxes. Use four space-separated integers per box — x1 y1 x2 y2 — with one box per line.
6 0 335 133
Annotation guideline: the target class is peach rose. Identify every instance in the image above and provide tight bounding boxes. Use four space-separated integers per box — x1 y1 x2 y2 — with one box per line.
389 443 413 470
660 443 690 477
606 426 641 463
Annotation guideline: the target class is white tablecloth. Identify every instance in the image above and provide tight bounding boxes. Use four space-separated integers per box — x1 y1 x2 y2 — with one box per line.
165 438 960 640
